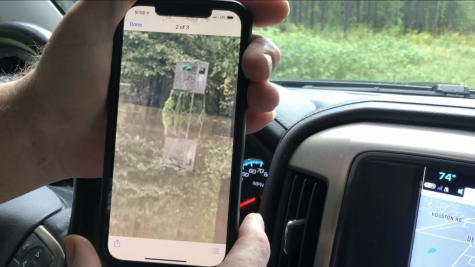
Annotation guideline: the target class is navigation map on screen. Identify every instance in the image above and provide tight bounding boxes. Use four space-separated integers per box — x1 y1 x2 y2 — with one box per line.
410 167 475 267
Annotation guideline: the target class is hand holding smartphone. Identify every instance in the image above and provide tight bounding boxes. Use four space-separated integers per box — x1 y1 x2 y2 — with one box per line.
99 1 251 266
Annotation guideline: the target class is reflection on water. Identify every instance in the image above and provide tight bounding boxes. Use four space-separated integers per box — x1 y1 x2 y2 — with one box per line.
162 138 198 171
110 102 232 243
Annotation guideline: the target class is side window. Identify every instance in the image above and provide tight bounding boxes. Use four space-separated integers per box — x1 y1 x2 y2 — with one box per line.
52 0 77 13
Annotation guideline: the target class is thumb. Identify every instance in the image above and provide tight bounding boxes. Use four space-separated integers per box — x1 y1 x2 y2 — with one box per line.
65 235 101 267
219 213 271 267
48 0 137 46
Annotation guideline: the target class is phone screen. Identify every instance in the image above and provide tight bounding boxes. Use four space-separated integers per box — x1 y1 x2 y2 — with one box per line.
107 6 243 266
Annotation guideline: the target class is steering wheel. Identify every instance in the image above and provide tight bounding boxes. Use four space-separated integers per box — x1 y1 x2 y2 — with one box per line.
0 21 68 267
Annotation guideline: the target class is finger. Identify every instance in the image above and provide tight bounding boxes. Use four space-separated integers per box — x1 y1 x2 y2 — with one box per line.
74 0 137 27
65 235 101 267
49 0 137 45
246 109 275 134
248 81 279 113
243 35 281 82
238 1 289 27
219 213 270 267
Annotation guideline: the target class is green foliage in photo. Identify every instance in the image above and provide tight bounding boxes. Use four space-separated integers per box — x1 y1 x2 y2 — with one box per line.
120 31 240 116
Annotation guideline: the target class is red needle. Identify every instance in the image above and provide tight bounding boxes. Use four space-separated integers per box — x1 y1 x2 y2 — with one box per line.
240 197 256 208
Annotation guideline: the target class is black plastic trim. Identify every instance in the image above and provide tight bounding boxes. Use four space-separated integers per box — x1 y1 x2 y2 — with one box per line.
50 0 66 15
68 178 103 250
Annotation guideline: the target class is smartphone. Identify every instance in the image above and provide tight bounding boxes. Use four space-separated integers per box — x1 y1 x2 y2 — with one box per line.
99 1 252 266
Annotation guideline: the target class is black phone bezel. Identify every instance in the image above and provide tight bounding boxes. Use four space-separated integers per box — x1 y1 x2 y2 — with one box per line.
98 1 252 266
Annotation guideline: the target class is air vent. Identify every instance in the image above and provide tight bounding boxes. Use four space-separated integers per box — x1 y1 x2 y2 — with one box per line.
278 174 327 267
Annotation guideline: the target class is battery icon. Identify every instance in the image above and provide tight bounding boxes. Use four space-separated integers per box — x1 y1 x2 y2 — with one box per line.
424 182 436 189
227 16 234 19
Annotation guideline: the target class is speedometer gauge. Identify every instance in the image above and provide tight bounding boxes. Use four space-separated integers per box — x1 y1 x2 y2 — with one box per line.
240 158 268 224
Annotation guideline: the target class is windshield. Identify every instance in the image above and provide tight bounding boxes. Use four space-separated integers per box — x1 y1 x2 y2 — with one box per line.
55 1 475 88
52 0 75 14
255 1 475 88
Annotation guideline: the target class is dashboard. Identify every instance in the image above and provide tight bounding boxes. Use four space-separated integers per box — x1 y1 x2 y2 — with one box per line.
3 83 475 267
239 87 475 267
286 123 475 267
257 91 475 267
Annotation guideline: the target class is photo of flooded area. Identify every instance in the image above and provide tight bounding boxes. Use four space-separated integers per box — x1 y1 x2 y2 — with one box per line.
109 31 240 244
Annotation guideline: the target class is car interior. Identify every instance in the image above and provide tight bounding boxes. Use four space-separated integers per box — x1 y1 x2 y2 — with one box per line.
1 1 475 267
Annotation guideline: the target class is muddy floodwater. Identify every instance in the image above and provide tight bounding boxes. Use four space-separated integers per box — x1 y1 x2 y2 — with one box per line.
109 102 233 244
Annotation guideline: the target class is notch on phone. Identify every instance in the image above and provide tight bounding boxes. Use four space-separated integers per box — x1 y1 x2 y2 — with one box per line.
155 1 212 18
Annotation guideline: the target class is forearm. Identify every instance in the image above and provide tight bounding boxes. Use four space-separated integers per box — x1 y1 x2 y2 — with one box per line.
0 73 60 204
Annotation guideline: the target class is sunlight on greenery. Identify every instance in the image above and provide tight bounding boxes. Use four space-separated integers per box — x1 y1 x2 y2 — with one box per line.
256 1 475 88
256 26 475 87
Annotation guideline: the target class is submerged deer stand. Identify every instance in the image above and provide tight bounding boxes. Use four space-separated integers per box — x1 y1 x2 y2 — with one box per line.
162 61 209 171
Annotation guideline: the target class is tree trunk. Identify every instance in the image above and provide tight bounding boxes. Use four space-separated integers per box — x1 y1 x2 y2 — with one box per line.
291 1 297 25
373 1 378 29
395 6 399 26
344 1 349 37
432 0 440 34
216 89 220 115
415 0 422 32
424 8 429 32
366 0 371 24
308 1 312 27
295 1 302 25
356 0 360 23
349 1 354 29
310 0 316 29
446 0 454 30
410 1 415 29
320 1 327 32
385 2 389 24
403 2 409 32
344 0 353 38
362 0 366 23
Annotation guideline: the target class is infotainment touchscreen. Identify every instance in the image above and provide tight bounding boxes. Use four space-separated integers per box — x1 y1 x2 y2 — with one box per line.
410 167 475 266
